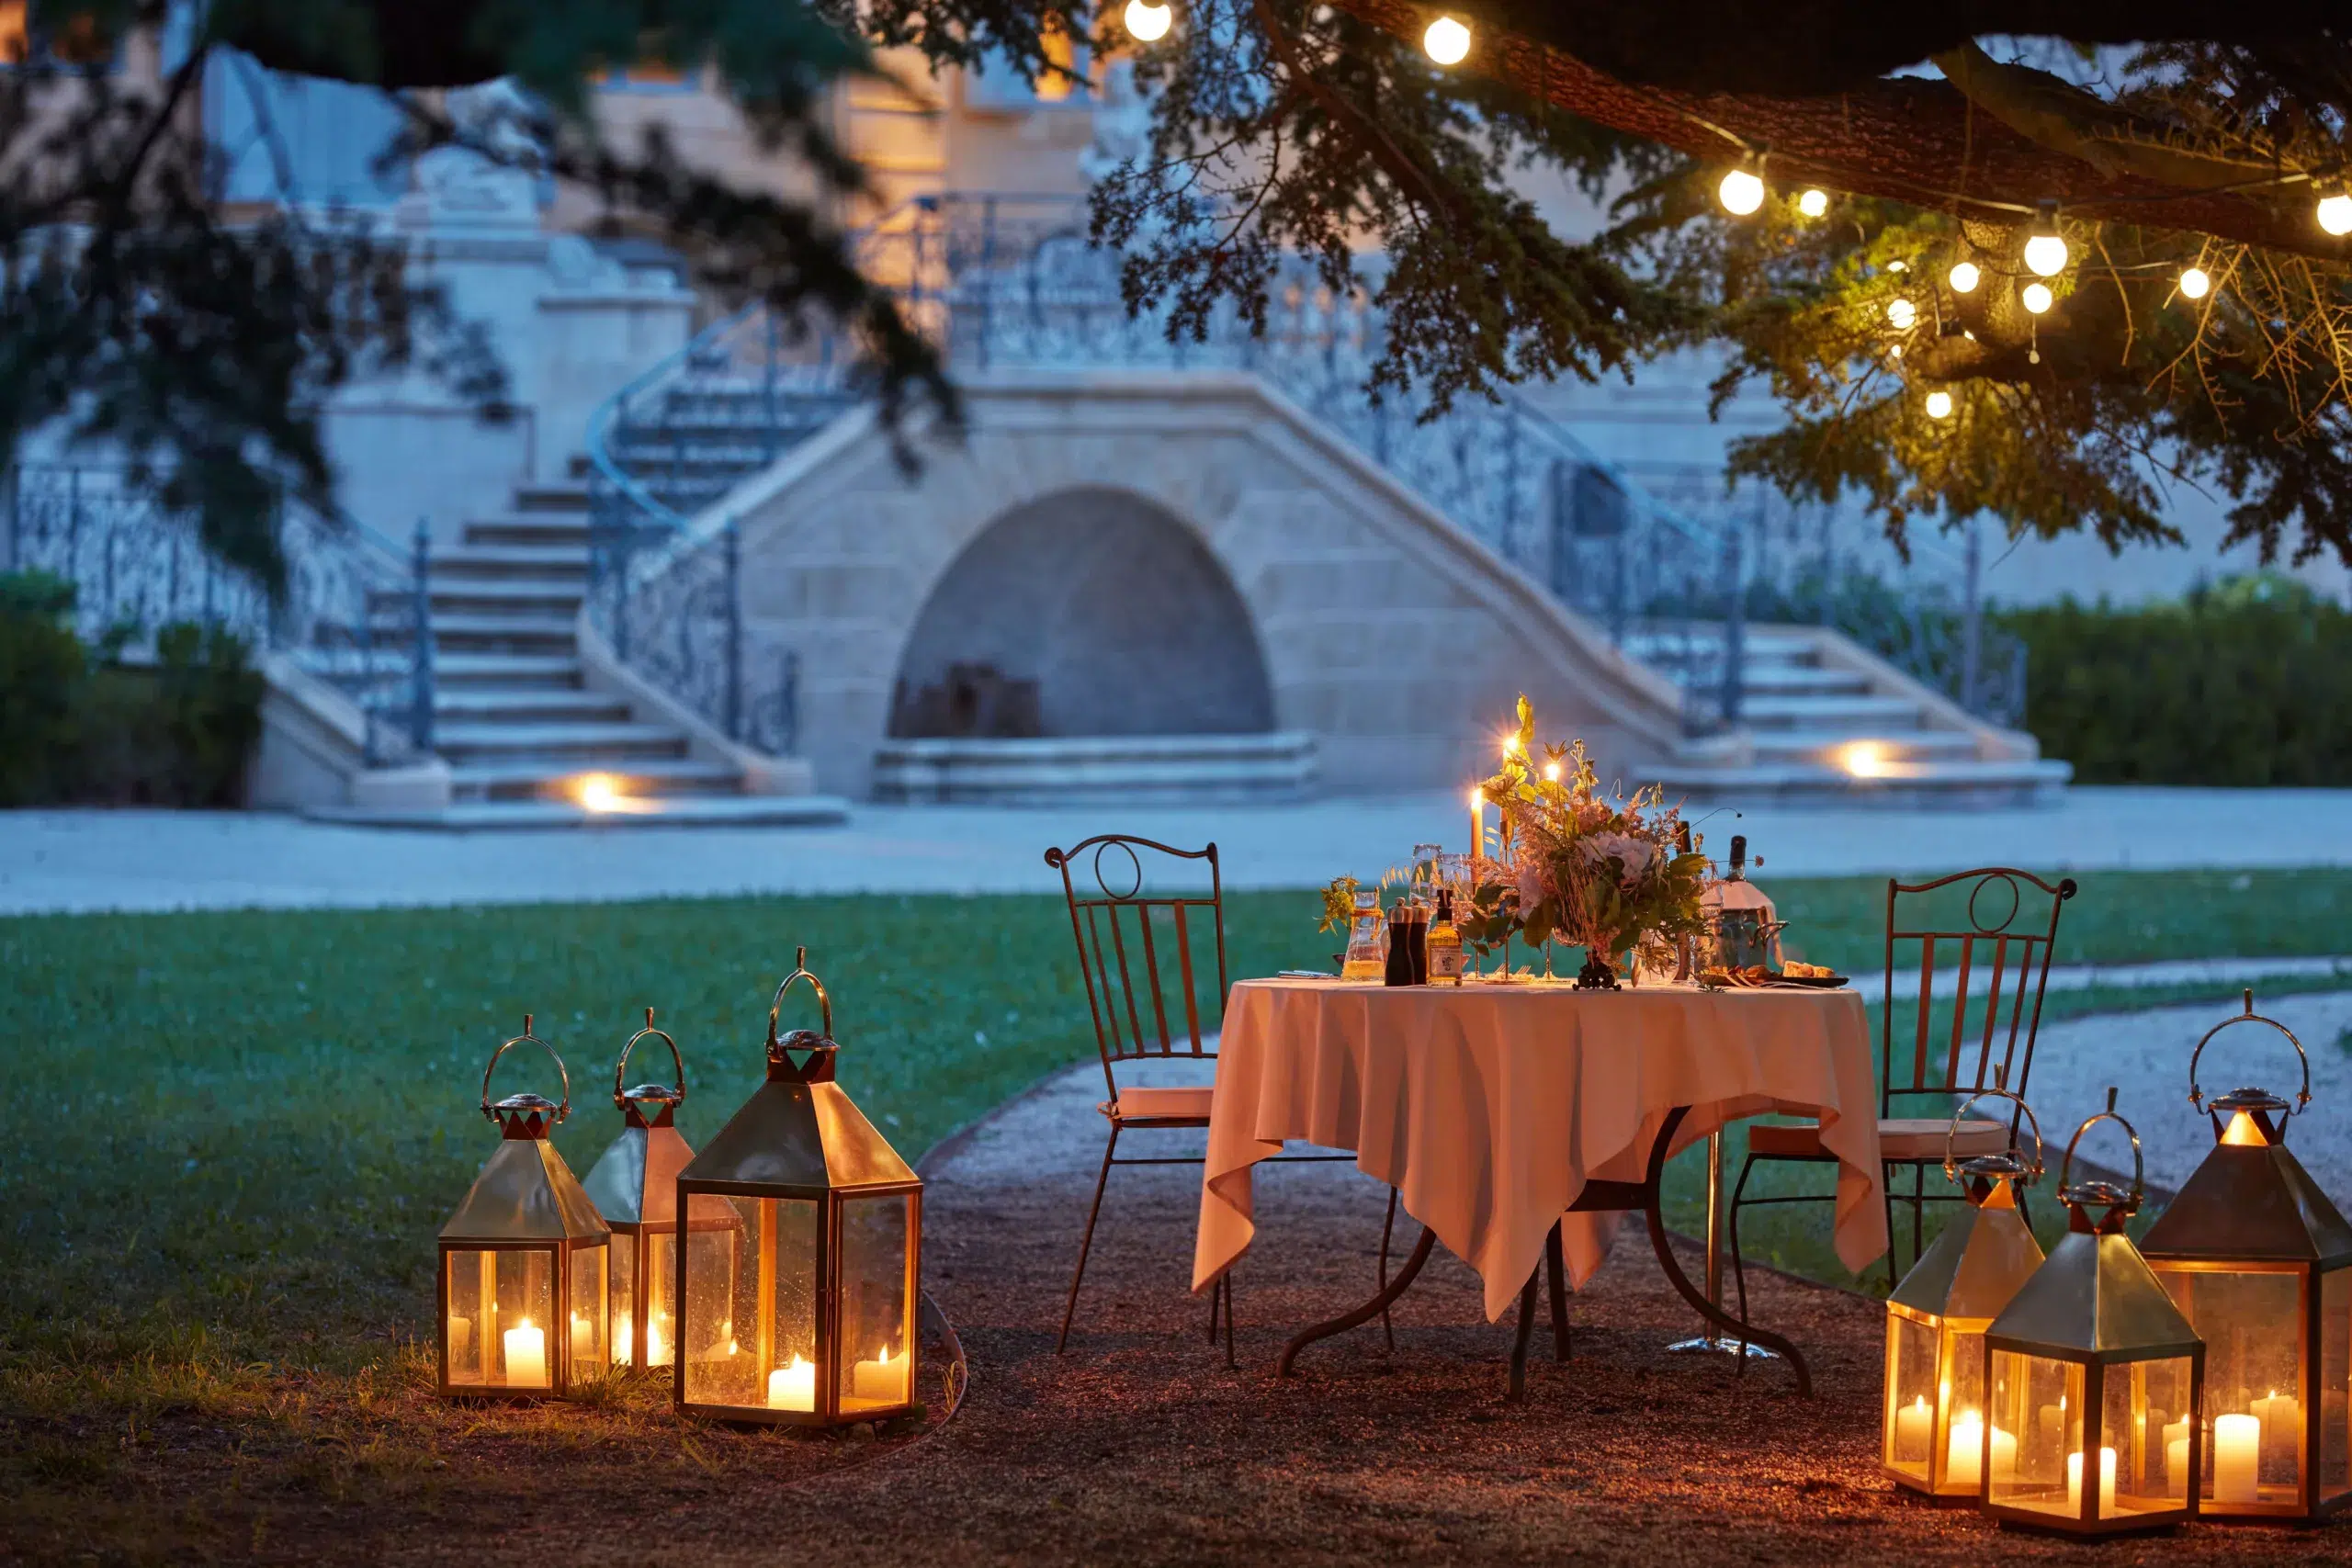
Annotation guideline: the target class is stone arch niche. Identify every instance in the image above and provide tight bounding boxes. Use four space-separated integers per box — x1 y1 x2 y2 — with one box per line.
876 488 1310 802
889 487 1274 740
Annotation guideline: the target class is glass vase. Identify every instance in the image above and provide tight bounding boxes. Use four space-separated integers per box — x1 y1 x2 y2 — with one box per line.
1340 889 1388 981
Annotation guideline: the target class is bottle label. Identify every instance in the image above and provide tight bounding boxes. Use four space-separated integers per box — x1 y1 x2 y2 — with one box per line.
1430 942 1465 982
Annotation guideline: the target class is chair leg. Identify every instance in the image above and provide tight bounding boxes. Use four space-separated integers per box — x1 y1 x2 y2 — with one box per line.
1057 1124 1120 1353
1545 1222 1570 1363
1378 1187 1397 1354
1907 1163 1926 1280
1882 1162 1903 1294
1728 1153 1761 1342
1205 1272 1222 1343
1221 1271 1237 1369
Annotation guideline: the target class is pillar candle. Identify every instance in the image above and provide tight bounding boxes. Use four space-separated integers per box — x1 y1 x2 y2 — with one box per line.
614 1317 632 1367
2214 1413 2262 1504
851 1345 907 1404
1469 788 1483 863
1893 1393 1932 1461
767 1354 817 1412
2252 1389 2301 1473
2164 1416 2190 1498
503 1319 548 1387
2065 1448 2117 1517
447 1314 472 1367
571 1312 595 1366
1944 1412 2014 1490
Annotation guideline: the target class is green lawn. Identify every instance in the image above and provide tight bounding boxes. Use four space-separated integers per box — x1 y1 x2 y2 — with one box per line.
4 866 2349 1543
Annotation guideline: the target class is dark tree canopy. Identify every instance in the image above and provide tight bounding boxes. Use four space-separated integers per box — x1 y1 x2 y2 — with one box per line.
7 0 2352 581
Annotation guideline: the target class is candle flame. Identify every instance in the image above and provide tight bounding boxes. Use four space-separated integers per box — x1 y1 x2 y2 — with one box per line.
1543 761 1562 782
1500 733 1520 755
877 1347 891 1364
1469 787 1482 807
2222 1111 2267 1146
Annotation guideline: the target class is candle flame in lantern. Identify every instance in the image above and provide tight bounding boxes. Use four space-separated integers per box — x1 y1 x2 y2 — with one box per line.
1544 761 1562 782
2222 1110 2268 1146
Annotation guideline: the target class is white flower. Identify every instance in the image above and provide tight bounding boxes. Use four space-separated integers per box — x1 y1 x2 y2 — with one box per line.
1578 832 1654 888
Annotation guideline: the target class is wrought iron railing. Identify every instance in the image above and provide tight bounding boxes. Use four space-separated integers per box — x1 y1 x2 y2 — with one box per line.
4 464 437 765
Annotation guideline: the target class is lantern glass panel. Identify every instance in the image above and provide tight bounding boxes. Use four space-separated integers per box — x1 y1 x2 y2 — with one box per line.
1988 1351 2082 1516
680 1196 815 1411
445 1247 555 1389
2103 1356 2195 1515
567 1243 608 1372
1884 1311 1939 1481
838 1194 914 1413
610 1233 637 1365
1939 1327 1993 1491
2161 1269 2303 1506
643 1229 679 1368
2324 1267 2350 1501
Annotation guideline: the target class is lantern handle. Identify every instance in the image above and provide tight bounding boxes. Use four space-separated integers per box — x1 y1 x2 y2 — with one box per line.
614 1007 686 1109
2187 987 2310 1115
2056 1086 2143 1204
480 1014 571 1125
1942 1065 2043 1189
767 947 834 1053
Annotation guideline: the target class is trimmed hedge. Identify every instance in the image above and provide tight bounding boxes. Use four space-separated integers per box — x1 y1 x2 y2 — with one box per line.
0 570 263 807
1994 574 2352 786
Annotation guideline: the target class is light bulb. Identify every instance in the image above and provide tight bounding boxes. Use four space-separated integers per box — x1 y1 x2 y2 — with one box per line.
1948 260 1980 294
1717 167 1765 217
2021 281 2054 314
1796 188 1828 219
1422 16 1470 65
2023 229 2069 278
1123 0 1171 41
2319 193 2352 236
1925 390 1954 420
1886 299 1917 330
2179 266 2211 300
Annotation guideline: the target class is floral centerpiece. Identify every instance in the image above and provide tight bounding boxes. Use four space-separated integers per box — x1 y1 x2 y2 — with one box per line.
1470 695 1709 987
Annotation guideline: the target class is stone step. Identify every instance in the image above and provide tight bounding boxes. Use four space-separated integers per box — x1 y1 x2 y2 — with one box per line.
416 613 579 655
447 757 746 802
1728 665 1872 698
1653 756 2072 809
425 581 585 615
514 481 592 514
464 515 593 549
435 653 583 690
435 690 630 725
1746 729 1981 767
430 546 589 581
872 731 1318 806
1739 694 1927 730
306 795 853 831
434 720 690 763
1623 628 1823 668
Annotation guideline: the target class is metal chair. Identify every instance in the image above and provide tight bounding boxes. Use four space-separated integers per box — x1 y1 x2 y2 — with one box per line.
1729 867 2077 1311
1046 833 1350 1359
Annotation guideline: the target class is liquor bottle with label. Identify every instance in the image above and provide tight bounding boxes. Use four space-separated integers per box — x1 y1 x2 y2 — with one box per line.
1426 889 1466 986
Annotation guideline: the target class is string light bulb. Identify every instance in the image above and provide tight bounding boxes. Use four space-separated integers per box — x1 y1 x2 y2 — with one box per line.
1886 299 1917 330
1422 15 1470 65
2179 266 2211 300
2023 203 2069 277
1797 188 1828 219
1947 260 1980 294
1123 0 1172 40
2319 191 2352 237
2020 281 2054 315
1925 390 1954 420
1717 165 1765 216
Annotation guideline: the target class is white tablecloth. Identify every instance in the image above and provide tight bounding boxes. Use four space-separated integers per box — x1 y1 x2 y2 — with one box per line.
1193 976 1886 1321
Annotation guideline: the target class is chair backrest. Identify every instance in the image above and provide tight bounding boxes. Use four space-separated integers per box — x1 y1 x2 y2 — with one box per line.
1882 868 2078 1116
1045 835 1229 1100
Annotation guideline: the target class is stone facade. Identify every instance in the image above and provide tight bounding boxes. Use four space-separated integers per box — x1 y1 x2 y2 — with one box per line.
714 371 1691 800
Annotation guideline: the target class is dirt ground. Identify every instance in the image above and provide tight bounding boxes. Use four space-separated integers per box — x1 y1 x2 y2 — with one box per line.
11 1066 2349 1566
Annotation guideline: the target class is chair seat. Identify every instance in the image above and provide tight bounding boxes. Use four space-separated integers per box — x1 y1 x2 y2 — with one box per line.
1750 1116 2010 1162
1103 1085 1216 1122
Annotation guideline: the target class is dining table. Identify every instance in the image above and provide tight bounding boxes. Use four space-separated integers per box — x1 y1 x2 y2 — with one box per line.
1192 974 1888 1397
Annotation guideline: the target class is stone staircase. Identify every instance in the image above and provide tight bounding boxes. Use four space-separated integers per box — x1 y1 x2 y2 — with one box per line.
1628 626 2070 807
308 479 846 829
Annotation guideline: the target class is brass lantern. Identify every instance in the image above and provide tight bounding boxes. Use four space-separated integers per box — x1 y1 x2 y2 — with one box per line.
673 951 922 1426
1883 1074 2048 1499
2140 989 2352 1522
437 1018 612 1398
580 1010 739 1371
1981 1089 2205 1534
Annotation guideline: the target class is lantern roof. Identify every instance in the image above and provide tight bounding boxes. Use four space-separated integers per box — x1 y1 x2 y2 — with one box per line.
2140 1141 2352 1268
1987 1230 2199 1358
441 1138 610 1244
679 1076 918 1194
582 1119 739 1228
1891 1186 2045 1323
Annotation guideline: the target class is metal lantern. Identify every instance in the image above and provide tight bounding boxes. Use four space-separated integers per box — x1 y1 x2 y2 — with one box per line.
1981 1090 2205 1534
580 1010 739 1371
1883 1075 2048 1499
673 950 922 1426
437 1017 612 1398
2140 989 2352 1522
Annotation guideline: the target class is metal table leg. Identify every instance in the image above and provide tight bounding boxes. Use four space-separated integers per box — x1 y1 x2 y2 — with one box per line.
1666 1128 1783 1364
